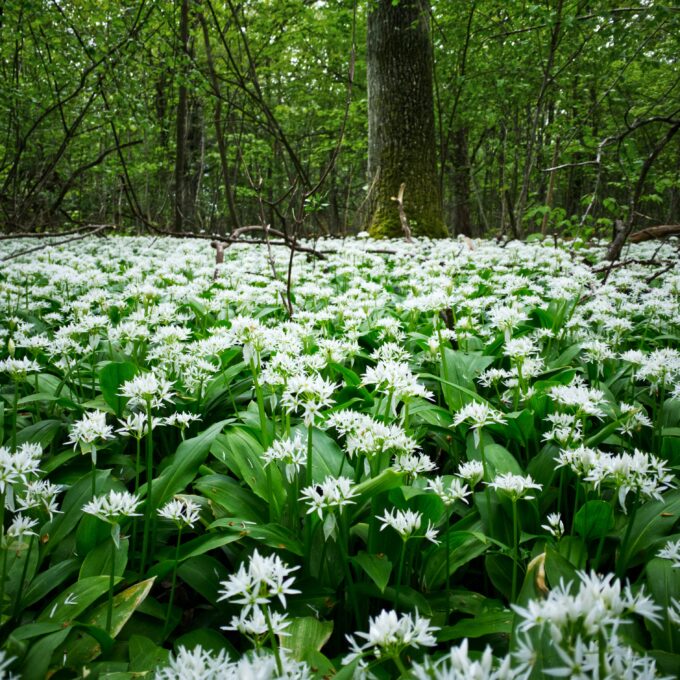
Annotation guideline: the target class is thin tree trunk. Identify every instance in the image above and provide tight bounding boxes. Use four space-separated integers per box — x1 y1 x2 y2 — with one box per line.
174 0 190 232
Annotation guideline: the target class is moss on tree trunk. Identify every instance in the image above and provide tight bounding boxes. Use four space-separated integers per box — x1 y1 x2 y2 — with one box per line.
366 0 447 238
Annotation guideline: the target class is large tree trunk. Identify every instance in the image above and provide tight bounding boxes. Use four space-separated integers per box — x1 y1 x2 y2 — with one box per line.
366 0 446 238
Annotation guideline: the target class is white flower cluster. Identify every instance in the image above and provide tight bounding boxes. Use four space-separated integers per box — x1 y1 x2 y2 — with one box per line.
263 433 307 482
299 475 357 519
377 507 439 544
155 646 311 680
558 446 674 511
344 609 438 664
119 372 175 410
82 490 141 523
0 442 42 494
158 496 201 528
488 472 543 501
281 373 336 426
326 410 417 458
362 359 433 412
452 402 506 447
218 549 300 615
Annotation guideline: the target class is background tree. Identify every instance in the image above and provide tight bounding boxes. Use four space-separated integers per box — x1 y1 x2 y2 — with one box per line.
365 0 446 238
0 0 678 247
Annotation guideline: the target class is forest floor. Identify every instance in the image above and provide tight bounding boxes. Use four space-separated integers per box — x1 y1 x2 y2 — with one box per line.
1 234 679 678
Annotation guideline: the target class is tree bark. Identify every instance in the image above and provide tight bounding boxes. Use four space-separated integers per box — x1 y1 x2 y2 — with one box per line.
366 0 446 238
452 125 473 236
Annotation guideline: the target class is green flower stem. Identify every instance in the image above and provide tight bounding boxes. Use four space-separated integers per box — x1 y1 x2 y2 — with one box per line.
0 541 7 617
13 532 35 620
131 437 142 566
511 499 519 602
304 426 315 571
163 526 182 638
654 379 666 454
395 539 407 611
265 464 276 522
263 604 283 676
445 511 451 618
106 536 116 635
616 493 639 579
593 495 617 571
306 425 314 488
91 450 97 500
10 381 19 451
251 361 269 448
383 389 394 423
392 653 408 676
339 512 359 626
480 438 492 526
140 403 154 575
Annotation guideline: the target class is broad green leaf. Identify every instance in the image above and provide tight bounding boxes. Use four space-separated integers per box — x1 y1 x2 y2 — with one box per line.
544 543 578 588
98 361 136 416
281 617 333 661
43 470 112 556
422 531 488 589
485 554 514 601
16 419 62 448
41 446 80 473
477 443 523 477
210 519 304 556
4 539 39 603
556 536 588 570
22 559 80 608
573 500 614 542
177 555 230 604
294 425 353 481
145 419 232 507
647 651 680 677
194 474 266 523
210 426 284 507
80 538 129 580
22 626 73 680
35 373 78 402
151 532 243 570
645 558 680 651
38 576 118 624
618 489 680 569
60 578 156 663
128 634 170 673
353 469 405 511
438 609 513 641
201 356 245 414
351 551 392 593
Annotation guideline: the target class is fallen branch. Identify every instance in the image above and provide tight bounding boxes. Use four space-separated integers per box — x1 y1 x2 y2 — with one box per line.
0 223 108 240
628 224 680 243
0 224 114 262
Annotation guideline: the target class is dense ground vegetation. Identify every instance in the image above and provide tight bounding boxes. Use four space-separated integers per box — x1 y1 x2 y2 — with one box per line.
0 1 679 238
0 235 679 677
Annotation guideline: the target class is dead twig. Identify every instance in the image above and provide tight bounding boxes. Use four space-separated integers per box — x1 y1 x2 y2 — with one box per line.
390 183 412 243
